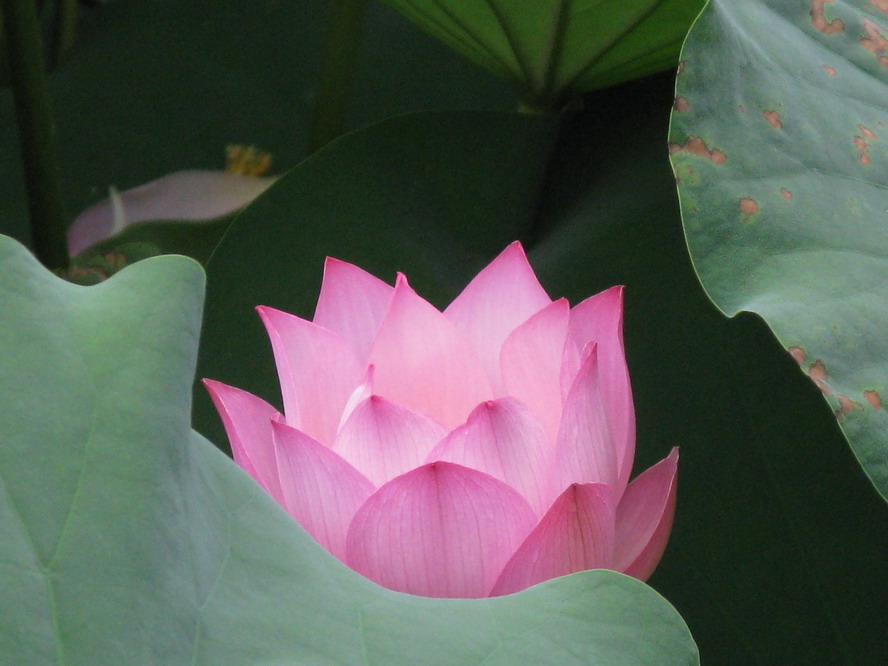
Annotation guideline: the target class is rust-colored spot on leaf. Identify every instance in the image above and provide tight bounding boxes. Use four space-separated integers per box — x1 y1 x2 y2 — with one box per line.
854 135 872 164
673 97 690 112
780 188 793 199
809 360 833 397
861 18 888 66
823 64 838 76
811 0 845 33
763 110 783 129
671 136 726 164
865 390 883 409
859 124 877 138
739 197 759 217
870 0 888 14
788 346 807 364
837 394 855 415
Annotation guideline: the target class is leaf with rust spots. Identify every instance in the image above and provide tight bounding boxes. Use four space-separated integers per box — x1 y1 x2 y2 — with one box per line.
781 188 793 199
871 0 888 14
811 0 844 34
859 125 877 139
861 18 888 67
674 97 690 112
823 64 838 76
763 110 783 129
865 390 883 409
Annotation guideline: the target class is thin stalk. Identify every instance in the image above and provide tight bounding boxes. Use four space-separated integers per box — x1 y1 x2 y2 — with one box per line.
308 0 366 152
51 0 78 68
1 0 67 269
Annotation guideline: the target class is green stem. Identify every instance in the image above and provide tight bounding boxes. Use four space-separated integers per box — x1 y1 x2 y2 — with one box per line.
308 0 366 152
51 0 78 68
1 0 68 270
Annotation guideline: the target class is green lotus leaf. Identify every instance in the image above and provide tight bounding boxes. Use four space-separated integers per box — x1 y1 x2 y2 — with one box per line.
671 0 888 500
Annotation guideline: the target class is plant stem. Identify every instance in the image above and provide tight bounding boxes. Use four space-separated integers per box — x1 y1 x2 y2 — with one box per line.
308 0 366 152
51 0 78 68
1 0 68 269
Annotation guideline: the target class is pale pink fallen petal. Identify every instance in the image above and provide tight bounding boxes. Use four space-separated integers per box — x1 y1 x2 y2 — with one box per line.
67 170 275 256
203 379 284 505
489 482 615 596
334 395 447 486
614 448 679 581
500 298 570 442
257 306 363 446
426 398 553 516
272 421 375 563
313 258 394 362
346 462 537 598
564 286 635 491
443 242 551 391
552 345 620 495
367 275 493 428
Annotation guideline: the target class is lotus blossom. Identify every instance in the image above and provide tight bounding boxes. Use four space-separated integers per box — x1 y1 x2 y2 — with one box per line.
205 242 678 598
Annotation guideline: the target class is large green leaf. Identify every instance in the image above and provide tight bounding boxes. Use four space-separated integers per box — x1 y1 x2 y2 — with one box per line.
380 0 705 107
0 0 514 247
196 81 888 661
670 0 888 501
0 234 697 663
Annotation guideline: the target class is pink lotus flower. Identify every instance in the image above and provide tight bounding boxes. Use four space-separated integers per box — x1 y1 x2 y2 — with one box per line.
205 242 678 598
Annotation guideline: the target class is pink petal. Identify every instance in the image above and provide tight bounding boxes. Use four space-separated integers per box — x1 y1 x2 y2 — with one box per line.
203 379 284 505
346 462 537 598
614 448 679 581
552 344 620 496
313 258 394 363
425 398 553 517
367 275 493 428
564 286 635 491
271 421 375 562
67 170 275 256
333 395 447 486
257 306 363 446
443 242 551 391
500 298 570 442
337 365 375 432
489 482 615 596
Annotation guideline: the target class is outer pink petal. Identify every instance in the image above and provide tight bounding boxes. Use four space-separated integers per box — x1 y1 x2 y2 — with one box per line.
203 379 284 505
564 286 635 491
346 462 537 598
257 306 363 446
67 170 275 256
552 345 620 496
367 275 493 428
500 298 570 442
425 398 552 517
613 448 679 581
272 421 375 563
489 482 615 596
333 395 447 487
313 258 394 363
443 242 551 391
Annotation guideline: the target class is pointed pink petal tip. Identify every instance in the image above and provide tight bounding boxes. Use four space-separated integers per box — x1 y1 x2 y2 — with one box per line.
202 378 284 504
614 447 679 581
